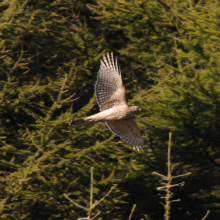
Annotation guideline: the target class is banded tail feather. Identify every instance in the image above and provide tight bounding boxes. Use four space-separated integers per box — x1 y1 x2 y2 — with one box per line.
69 118 91 127
69 111 108 127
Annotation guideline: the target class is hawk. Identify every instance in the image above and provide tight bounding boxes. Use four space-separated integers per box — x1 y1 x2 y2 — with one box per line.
70 53 144 151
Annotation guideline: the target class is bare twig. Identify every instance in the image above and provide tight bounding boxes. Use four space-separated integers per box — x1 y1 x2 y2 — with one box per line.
152 171 167 180
91 212 101 220
201 210 210 220
89 167 94 219
152 133 191 220
172 173 191 179
64 167 117 220
128 204 136 220
91 184 117 209
63 194 88 211
164 132 172 220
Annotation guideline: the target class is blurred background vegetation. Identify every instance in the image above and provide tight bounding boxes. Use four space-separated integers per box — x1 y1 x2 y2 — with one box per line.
0 0 220 219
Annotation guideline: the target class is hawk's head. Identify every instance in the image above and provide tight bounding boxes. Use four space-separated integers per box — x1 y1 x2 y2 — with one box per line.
136 106 142 112
129 106 142 113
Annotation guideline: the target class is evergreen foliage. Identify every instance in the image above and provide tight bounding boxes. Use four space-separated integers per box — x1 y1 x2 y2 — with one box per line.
0 0 220 219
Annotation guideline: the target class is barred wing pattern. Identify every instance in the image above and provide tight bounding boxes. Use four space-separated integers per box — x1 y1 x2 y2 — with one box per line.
70 53 144 151
95 53 127 111
106 119 144 151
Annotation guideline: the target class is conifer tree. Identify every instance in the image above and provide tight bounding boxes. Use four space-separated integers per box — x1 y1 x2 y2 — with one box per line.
1 0 220 219
0 1 129 219
91 0 220 219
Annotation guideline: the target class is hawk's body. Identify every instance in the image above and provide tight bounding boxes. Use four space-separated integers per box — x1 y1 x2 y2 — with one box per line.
70 53 144 151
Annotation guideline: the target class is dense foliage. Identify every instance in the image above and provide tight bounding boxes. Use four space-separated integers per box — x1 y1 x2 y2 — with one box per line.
0 0 220 219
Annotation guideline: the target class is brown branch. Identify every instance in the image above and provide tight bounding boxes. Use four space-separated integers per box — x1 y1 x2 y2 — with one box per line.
128 204 136 220
63 194 88 212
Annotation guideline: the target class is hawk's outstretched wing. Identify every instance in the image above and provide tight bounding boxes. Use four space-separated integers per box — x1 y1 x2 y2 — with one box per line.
95 53 127 111
106 118 144 151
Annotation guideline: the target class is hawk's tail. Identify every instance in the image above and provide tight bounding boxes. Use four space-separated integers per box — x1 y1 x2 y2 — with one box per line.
69 118 92 127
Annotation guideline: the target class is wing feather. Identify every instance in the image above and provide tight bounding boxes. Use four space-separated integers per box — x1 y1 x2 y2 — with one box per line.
95 53 127 111
106 118 144 151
